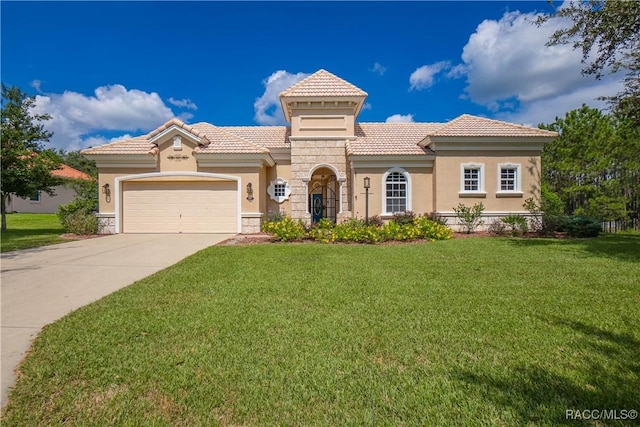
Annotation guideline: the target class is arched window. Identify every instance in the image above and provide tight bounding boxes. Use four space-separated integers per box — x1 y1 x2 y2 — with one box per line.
383 169 410 214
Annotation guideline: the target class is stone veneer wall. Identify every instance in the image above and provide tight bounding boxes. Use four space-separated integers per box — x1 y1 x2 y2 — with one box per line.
289 139 352 224
96 214 115 234
241 215 262 234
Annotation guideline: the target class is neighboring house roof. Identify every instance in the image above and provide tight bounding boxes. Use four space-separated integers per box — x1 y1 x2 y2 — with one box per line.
279 69 368 98
52 164 91 180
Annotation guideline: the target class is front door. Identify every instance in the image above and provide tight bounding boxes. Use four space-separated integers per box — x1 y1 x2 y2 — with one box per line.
312 193 323 222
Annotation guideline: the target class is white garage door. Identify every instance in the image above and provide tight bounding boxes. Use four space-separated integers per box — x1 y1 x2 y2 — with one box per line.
122 181 238 233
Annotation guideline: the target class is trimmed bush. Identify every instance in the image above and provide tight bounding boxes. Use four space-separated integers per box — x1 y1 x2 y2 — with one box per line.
59 210 98 235
58 194 99 235
392 211 416 226
262 216 307 242
562 215 601 238
264 214 452 244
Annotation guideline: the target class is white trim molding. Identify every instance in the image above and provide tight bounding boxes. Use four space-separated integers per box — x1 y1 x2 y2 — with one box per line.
496 163 522 194
382 167 412 215
460 163 485 195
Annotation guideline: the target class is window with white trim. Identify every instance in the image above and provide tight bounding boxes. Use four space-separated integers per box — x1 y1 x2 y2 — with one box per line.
29 191 41 202
384 169 410 214
497 164 522 193
461 164 484 193
267 177 291 203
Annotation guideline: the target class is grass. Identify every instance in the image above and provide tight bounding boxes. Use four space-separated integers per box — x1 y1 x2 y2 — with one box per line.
2 235 639 425
0 213 68 252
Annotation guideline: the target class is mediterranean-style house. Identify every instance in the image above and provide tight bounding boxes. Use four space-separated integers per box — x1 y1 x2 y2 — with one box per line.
81 69 557 234
7 164 91 214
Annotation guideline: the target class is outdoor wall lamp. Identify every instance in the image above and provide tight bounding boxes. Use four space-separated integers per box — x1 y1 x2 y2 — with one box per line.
102 183 111 203
363 177 370 224
246 182 254 201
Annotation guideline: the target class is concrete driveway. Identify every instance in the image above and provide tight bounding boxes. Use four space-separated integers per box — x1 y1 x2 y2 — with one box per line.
0 233 233 408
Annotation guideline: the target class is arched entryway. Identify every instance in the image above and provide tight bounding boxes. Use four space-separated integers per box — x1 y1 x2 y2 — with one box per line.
308 166 339 223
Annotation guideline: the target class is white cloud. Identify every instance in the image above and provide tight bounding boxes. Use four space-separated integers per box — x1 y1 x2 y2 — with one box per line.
31 84 178 151
447 8 623 123
168 97 197 110
362 102 373 111
30 80 43 93
370 62 387 76
254 70 309 125
409 61 451 91
495 76 622 126
385 114 415 123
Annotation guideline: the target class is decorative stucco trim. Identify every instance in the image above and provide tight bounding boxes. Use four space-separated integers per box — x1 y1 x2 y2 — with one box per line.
289 135 356 141
350 155 434 169
149 125 201 145
82 154 157 169
195 153 275 168
241 212 264 218
114 171 242 234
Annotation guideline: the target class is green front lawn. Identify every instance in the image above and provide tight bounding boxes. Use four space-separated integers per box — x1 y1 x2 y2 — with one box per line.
3 236 639 425
0 213 68 252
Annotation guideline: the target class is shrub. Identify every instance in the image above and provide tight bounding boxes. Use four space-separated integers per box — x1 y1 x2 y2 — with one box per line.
58 190 99 235
262 216 307 241
501 214 529 237
425 212 448 226
264 211 287 223
561 215 601 238
59 210 98 235
367 215 384 227
524 186 564 235
487 218 508 236
453 202 485 234
413 215 453 240
391 211 416 226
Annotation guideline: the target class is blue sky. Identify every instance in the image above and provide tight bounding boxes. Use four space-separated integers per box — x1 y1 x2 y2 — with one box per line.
1 1 622 151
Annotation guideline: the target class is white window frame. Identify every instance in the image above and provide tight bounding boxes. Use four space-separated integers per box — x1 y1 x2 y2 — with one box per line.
382 167 411 215
29 191 41 203
460 163 485 195
497 163 523 195
267 177 291 203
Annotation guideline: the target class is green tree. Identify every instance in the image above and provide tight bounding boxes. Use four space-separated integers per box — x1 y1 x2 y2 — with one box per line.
60 149 97 178
540 105 640 225
538 0 640 122
1 83 62 231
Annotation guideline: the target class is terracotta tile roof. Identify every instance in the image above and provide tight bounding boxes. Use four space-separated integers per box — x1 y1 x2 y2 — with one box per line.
279 69 368 98
190 123 270 154
81 114 556 157
81 136 155 155
347 123 440 155
430 114 558 138
52 164 91 180
220 126 290 149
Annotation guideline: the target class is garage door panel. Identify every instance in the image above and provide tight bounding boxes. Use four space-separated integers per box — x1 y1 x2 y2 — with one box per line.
122 181 237 233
